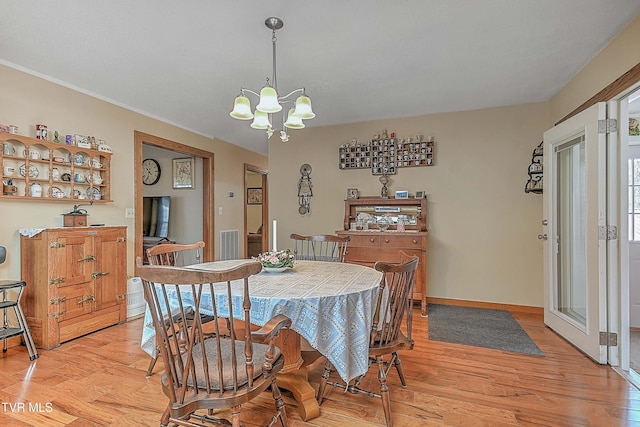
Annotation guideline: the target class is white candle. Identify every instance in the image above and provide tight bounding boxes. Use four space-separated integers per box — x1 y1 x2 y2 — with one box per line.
272 219 277 251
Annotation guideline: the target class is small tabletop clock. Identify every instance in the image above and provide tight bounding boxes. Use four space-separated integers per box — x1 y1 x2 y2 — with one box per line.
142 158 161 185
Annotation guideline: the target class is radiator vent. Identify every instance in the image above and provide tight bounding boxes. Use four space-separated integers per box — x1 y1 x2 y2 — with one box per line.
220 229 239 260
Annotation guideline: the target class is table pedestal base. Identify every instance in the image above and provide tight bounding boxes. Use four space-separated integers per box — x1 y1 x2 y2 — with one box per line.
276 329 320 421
276 365 320 421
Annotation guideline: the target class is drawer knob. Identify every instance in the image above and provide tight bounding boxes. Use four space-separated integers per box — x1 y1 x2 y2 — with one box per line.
369 238 375 243
412 239 417 244
384 239 389 243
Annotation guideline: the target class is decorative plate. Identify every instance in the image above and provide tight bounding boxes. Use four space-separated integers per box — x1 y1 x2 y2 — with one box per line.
19 163 39 178
51 187 65 198
300 163 312 176
86 187 101 200
74 153 86 166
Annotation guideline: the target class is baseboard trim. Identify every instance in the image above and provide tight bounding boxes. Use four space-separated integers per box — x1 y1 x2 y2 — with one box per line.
427 297 543 316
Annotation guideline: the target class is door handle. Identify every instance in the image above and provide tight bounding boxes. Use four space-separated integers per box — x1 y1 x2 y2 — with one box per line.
538 234 548 240
542 219 548 226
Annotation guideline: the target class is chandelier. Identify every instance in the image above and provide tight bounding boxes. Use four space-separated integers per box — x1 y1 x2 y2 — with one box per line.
230 17 315 143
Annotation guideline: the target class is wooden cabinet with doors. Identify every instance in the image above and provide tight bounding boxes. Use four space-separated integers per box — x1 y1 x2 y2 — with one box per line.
337 196 428 316
20 226 127 349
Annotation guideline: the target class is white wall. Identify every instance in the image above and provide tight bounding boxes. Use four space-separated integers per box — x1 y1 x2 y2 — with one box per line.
269 103 548 307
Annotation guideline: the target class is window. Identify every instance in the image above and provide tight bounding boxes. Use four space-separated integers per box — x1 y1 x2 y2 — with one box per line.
628 145 640 241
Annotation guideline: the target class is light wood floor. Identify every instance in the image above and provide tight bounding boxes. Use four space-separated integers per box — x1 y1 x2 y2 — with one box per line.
2 308 640 426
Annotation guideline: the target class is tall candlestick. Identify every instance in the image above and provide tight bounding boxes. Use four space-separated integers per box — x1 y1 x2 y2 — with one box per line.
272 219 277 251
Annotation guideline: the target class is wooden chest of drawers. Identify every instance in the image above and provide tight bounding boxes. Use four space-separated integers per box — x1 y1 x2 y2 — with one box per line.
337 230 427 316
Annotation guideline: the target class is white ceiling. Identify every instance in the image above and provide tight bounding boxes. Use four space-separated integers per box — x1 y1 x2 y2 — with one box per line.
1 1 639 155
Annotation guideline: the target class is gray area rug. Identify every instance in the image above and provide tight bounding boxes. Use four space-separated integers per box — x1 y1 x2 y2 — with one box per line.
428 304 544 356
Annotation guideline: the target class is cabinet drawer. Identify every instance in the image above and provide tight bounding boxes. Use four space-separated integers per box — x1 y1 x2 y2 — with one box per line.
56 283 94 321
380 234 424 248
347 234 380 246
377 249 422 263
345 246 381 262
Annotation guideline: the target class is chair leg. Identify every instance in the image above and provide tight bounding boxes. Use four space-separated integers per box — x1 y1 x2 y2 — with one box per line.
160 405 171 427
271 380 288 427
146 351 158 377
316 360 333 404
231 405 241 427
377 357 393 427
392 352 407 387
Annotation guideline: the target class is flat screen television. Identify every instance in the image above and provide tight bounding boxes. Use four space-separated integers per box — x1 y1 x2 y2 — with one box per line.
143 196 171 238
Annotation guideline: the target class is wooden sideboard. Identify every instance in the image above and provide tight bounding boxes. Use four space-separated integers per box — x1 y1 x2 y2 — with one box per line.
20 226 127 349
337 196 428 316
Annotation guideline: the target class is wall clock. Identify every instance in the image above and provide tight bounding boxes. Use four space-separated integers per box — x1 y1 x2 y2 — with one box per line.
142 158 161 185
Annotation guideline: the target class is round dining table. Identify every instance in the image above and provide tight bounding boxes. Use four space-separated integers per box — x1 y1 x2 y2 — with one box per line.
140 259 383 420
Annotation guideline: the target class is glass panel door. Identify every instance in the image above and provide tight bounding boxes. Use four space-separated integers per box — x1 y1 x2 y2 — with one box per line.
543 102 607 363
555 136 587 326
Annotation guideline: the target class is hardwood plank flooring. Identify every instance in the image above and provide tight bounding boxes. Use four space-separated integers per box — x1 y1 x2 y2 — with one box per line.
1 308 640 426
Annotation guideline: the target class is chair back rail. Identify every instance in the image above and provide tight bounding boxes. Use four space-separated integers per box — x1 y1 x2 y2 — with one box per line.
137 258 291 426
147 241 205 267
289 233 350 262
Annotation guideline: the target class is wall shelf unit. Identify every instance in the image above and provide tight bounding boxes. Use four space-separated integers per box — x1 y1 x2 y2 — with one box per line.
525 141 543 194
1 133 111 202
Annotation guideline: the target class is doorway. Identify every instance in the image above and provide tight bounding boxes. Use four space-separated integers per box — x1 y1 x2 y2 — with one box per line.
134 131 215 270
540 62 640 382
244 163 269 258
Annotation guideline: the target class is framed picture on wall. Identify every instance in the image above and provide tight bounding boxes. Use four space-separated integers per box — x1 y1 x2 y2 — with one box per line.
247 188 263 205
172 157 195 189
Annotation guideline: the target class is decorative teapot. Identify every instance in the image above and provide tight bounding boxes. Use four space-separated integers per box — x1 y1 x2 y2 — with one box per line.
89 172 102 185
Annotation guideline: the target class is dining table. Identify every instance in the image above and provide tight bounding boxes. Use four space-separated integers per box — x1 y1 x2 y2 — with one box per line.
140 259 383 421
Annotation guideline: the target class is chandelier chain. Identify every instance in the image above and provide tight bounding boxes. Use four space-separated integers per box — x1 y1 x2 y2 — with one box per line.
272 29 278 93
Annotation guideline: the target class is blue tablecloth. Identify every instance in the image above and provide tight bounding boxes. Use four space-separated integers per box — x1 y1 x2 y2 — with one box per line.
140 260 382 382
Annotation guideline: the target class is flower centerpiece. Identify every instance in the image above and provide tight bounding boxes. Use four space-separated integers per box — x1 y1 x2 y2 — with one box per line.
253 249 295 272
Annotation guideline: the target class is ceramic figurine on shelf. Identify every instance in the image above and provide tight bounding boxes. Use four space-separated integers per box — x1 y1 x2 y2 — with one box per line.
53 131 60 143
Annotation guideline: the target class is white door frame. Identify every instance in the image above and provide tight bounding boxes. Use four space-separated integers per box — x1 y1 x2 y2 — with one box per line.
607 98 622 368
610 83 640 372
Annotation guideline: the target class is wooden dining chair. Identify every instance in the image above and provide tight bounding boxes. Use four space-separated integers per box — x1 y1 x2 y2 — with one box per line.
146 240 205 267
138 259 291 427
289 233 350 262
145 241 209 376
316 253 419 427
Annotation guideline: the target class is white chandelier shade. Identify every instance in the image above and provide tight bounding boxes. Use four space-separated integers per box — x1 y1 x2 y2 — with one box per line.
229 17 315 142
256 85 282 113
293 95 315 119
284 108 304 129
230 95 254 120
250 110 271 129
